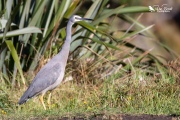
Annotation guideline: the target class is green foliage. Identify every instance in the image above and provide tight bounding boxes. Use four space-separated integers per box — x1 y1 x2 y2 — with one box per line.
1 70 180 118
0 0 155 86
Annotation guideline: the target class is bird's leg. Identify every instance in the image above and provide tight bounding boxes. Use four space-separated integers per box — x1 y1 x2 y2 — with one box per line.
47 92 51 106
39 94 46 110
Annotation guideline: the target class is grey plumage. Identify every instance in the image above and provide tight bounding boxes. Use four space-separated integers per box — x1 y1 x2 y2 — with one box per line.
18 15 92 109
18 57 62 104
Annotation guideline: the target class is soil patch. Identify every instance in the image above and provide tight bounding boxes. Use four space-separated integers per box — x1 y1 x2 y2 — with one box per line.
42 114 179 120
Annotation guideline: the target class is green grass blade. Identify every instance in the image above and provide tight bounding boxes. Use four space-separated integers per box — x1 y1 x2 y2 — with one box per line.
44 0 71 41
93 6 149 25
78 36 120 50
19 0 31 28
0 26 42 39
5 0 13 18
22 0 47 46
5 40 25 85
42 0 55 37
122 14 155 37
0 47 7 70
84 0 102 18
64 0 81 17
120 24 154 40
3 1 21 42
70 0 102 52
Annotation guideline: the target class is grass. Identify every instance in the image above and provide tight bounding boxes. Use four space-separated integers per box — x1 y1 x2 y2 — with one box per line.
0 64 180 119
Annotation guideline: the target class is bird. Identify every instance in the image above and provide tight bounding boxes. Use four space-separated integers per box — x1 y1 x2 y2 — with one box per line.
18 15 92 110
149 6 155 12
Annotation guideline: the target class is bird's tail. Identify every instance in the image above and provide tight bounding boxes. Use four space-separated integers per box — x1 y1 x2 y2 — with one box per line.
18 95 28 105
18 87 33 105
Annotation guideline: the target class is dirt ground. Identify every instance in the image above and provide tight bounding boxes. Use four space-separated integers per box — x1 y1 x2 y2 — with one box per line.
34 114 179 120
81 114 178 120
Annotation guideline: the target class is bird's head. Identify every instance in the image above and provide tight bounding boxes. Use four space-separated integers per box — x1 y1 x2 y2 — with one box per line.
69 15 92 23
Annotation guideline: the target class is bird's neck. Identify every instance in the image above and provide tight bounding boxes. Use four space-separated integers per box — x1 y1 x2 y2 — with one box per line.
58 21 73 63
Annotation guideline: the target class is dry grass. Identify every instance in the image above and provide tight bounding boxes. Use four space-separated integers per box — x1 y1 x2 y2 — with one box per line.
167 58 180 84
0 58 180 119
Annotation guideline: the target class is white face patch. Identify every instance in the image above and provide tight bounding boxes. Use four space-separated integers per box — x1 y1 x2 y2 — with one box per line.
74 16 82 22
69 15 82 23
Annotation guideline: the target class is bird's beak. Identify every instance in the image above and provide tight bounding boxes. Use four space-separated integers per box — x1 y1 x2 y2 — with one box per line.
80 18 93 21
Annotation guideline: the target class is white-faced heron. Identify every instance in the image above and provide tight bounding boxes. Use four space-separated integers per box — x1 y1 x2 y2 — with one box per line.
18 15 92 110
